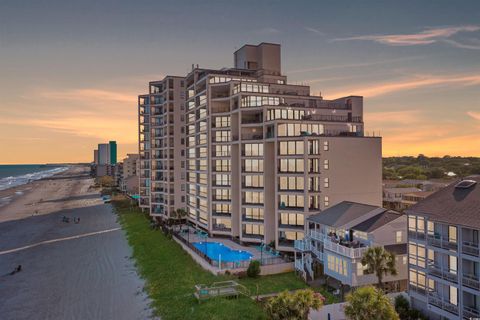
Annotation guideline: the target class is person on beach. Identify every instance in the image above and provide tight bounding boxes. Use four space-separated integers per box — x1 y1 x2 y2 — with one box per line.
10 265 22 275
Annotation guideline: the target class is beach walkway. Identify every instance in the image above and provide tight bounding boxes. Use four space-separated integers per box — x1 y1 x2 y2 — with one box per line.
0 166 155 320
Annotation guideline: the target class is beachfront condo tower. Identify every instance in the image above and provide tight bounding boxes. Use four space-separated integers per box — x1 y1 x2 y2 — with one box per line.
406 176 480 320
138 43 382 252
138 77 186 214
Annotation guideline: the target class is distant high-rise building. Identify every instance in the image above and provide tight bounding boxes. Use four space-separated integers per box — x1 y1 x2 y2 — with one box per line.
109 141 117 165
93 149 99 164
138 43 382 251
98 143 110 165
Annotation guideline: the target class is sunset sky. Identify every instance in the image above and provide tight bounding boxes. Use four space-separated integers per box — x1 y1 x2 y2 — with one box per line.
1 0 479 164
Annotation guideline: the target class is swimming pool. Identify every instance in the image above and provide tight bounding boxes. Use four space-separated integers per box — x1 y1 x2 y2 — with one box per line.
193 242 253 262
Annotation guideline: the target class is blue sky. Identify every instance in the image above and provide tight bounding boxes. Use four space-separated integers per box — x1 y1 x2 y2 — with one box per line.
1 0 479 163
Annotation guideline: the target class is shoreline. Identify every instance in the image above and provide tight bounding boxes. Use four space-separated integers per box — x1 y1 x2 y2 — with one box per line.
0 165 93 223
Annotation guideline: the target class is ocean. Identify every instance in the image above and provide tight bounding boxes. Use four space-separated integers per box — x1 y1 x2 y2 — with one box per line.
0 164 69 191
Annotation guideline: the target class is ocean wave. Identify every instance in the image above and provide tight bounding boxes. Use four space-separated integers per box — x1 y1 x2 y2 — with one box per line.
0 166 69 191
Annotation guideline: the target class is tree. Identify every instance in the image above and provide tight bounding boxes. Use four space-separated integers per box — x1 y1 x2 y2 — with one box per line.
174 208 188 222
247 260 261 278
361 247 397 289
264 289 324 320
394 295 428 320
344 286 399 320
98 176 115 188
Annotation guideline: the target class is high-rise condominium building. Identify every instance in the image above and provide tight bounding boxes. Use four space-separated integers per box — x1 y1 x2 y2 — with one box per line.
138 76 186 214
138 43 382 251
406 176 480 320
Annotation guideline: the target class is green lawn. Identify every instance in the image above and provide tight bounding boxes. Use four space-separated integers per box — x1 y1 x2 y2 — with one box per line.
113 198 312 320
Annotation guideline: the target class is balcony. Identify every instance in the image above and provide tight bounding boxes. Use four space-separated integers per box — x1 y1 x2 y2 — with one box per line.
241 215 263 223
241 133 263 140
426 235 458 251
427 292 458 316
408 230 426 241
428 264 458 283
324 238 368 259
294 240 311 252
309 230 325 241
302 114 362 123
212 224 231 232
462 273 480 290
242 233 264 240
462 241 480 257
464 306 480 319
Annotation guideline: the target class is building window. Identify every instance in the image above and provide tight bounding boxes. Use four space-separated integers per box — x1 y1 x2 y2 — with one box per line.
327 255 348 276
280 213 304 226
279 159 304 173
244 175 264 188
279 141 304 155
449 255 457 274
244 159 264 172
323 159 329 170
244 191 264 204
408 242 426 268
449 286 458 306
279 176 304 191
244 224 264 236
214 116 230 128
396 231 402 243
448 226 457 243
244 207 264 220
279 194 305 208
324 177 329 188
323 141 329 151
324 196 329 207
244 143 264 156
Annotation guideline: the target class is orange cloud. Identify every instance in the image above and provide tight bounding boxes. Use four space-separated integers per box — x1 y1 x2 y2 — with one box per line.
467 111 480 121
333 25 480 46
365 110 422 126
38 88 137 104
324 73 480 98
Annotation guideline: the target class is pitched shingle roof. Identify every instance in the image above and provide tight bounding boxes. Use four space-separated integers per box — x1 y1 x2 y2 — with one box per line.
307 201 381 228
352 210 403 233
406 176 480 229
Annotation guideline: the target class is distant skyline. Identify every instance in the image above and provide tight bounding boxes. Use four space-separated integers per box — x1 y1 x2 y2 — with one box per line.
1 0 479 164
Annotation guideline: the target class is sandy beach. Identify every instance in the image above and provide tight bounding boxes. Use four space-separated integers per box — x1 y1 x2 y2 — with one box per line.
0 165 155 320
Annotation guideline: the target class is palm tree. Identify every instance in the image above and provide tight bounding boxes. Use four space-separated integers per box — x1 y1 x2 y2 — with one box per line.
173 208 188 231
344 286 399 320
264 289 324 320
361 246 397 289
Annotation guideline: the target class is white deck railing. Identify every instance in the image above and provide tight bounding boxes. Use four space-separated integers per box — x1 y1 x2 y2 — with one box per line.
323 238 368 259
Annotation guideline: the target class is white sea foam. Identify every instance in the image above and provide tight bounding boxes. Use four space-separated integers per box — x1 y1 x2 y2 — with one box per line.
0 167 69 191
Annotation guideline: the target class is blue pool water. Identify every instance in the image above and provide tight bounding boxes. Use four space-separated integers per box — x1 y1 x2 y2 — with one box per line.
193 242 253 262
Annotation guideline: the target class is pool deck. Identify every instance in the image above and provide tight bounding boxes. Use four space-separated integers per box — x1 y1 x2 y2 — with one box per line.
174 226 287 274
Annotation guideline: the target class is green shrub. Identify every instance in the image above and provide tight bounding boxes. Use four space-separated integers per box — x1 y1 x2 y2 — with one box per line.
247 260 261 278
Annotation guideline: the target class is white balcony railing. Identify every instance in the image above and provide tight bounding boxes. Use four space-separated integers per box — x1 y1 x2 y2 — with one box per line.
309 230 325 241
311 246 323 261
294 240 311 252
323 238 368 259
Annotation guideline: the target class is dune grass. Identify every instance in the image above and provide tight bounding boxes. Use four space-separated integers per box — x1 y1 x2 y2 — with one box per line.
113 198 312 320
